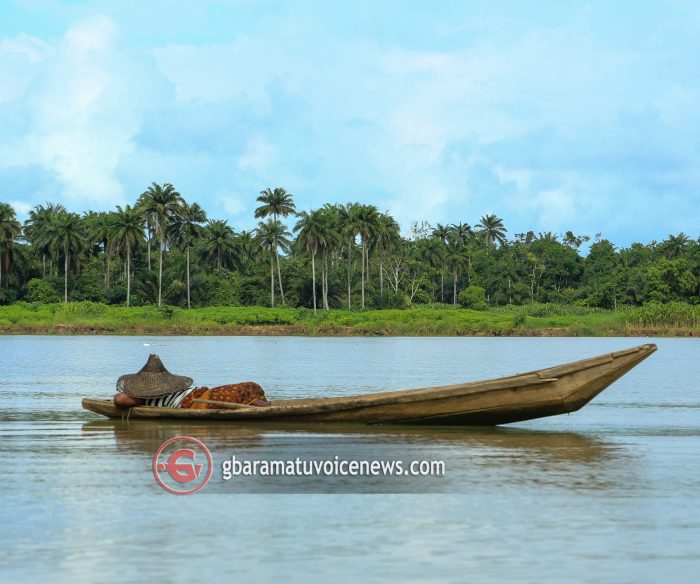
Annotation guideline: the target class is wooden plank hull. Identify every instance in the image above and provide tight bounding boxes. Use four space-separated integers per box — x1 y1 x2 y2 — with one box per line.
82 344 656 426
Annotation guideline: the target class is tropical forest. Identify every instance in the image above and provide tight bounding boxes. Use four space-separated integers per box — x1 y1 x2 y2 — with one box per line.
1 184 699 335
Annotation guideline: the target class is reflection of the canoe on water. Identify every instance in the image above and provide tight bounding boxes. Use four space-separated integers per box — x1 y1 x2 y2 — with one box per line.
82 419 624 465
83 420 639 492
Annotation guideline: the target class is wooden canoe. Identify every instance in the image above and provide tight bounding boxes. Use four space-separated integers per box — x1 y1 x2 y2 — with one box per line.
82 343 656 426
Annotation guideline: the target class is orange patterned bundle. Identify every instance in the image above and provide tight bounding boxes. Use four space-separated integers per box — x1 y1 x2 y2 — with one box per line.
181 382 267 409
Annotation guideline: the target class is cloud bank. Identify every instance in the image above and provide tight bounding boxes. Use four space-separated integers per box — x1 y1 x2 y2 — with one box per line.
1 2 699 244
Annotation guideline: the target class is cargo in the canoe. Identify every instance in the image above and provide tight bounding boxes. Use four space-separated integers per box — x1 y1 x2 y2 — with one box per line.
82 343 656 426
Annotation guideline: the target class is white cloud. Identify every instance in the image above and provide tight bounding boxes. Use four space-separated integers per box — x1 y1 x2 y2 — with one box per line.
0 33 53 103
0 15 168 207
219 195 246 218
531 189 576 231
9 201 32 217
238 136 275 171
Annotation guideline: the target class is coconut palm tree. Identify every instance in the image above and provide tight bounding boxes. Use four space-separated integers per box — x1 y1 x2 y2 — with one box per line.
476 214 507 247
337 203 361 308
139 182 184 305
169 202 207 308
356 204 380 309
254 187 296 221
255 187 295 305
375 212 400 296
201 220 236 270
432 223 451 243
84 210 114 288
135 192 156 271
110 205 145 307
24 202 66 277
449 222 473 245
419 236 446 302
234 230 259 276
445 239 470 305
0 203 21 289
46 212 87 302
294 209 329 314
318 206 341 310
255 219 292 308
660 233 691 259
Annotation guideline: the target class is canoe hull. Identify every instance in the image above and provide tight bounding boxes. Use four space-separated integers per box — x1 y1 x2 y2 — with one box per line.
82 344 656 426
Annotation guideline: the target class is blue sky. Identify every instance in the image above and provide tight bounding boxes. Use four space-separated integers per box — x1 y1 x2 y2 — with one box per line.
1 1 699 244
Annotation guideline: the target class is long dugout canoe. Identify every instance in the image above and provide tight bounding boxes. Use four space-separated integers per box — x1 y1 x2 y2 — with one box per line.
82 344 657 426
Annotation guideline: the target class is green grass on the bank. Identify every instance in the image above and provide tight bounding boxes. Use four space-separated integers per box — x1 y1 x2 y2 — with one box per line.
1 301 699 335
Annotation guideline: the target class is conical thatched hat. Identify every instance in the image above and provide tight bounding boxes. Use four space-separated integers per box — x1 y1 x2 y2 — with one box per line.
116 354 193 398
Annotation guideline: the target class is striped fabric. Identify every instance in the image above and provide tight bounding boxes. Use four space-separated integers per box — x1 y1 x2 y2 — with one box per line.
142 387 194 408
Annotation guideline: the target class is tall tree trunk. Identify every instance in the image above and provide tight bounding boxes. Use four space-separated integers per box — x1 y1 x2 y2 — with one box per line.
347 244 353 309
311 251 317 315
453 269 457 306
104 242 109 288
186 246 191 309
270 254 275 307
323 253 330 310
275 250 285 306
158 221 164 306
42 253 46 278
64 247 69 303
379 250 384 295
440 271 444 303
126 241 131 307
361 238 366 309
147 226 151 271
106 249 110 288
0 251 3 289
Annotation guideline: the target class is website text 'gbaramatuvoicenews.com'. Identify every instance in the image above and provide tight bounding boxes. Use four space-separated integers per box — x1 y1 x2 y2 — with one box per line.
223 455 446 480
152 436 448 494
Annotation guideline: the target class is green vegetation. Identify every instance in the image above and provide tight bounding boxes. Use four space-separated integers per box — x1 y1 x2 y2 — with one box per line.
2 185 700 340
0 302 698 336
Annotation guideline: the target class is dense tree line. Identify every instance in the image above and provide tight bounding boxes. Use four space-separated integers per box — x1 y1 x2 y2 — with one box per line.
1 186 699 311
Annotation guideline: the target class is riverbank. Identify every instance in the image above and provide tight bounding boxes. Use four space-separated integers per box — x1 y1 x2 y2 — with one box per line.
1 301 699 336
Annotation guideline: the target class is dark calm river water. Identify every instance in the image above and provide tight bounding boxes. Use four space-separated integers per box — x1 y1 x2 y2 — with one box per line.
1 336 699 582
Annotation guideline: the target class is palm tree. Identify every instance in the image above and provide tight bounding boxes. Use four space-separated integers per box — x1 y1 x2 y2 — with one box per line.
235 230 260 275
255 187 295 305
319 206 341 310
432 223 451 243
356 204 380 309
201 220 236 270
419 237 446 302
445 239 470 305
0 203 21 289
24 202 65 276
337 203 361 308
449 222 473 245
85 211 114 288
476 214 507 247
135 192 156 271
254 187 296 221
294 209 328 314
169 202 207 308
660 233 691 259
110 205 145 307
255 219 291 308
46 212 87 302
139 182 184 305
375 212 400 296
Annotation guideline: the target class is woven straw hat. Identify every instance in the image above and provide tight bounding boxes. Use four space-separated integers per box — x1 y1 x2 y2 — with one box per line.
116 354 193 398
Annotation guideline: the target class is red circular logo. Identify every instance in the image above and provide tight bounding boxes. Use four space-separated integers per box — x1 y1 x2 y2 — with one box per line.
153 436 213 495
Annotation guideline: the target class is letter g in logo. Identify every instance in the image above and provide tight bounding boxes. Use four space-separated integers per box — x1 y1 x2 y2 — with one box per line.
153 436 213 495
